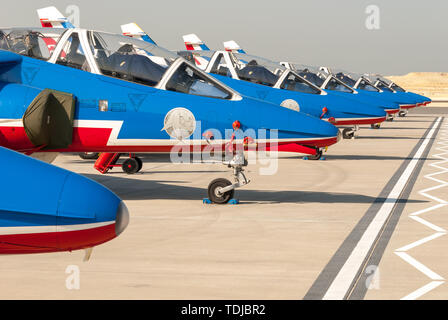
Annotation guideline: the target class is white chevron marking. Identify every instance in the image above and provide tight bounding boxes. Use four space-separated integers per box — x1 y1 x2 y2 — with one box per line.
395 119 448 300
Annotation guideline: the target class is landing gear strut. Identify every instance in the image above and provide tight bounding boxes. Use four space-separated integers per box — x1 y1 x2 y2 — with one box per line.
341 126 358 139
307 148 323 160
94 153 143 174
207 152 250 204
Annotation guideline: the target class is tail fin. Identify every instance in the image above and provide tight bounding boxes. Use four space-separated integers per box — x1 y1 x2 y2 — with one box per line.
121 23 157 45
37 6 75 28
183 34 210 51
223 40 246 54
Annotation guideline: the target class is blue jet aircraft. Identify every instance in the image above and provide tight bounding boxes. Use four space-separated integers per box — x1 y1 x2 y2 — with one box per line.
0 27 340 204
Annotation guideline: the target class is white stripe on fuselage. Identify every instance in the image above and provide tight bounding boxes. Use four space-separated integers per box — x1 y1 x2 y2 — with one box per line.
0 119 336 146
0 221 114 236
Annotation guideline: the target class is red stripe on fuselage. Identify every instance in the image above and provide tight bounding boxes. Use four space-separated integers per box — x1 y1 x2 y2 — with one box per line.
386 109 400 115
400 104 417 109
333 116 387 126
0 223 116 254
0 126 338 153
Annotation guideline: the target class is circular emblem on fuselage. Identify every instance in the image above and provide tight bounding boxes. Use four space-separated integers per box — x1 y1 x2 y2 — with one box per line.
280 99 300 112
162 107 196 140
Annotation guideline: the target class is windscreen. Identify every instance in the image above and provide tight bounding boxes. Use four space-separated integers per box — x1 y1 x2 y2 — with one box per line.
208 51 234 77
297 69 325 87
358 78 379 92
390 83 406 92
334 72 357 87
324 77 353 92
375 80 394 92
165 62 232 99
280 72 321 94
0 28 66 60
232 52 286 87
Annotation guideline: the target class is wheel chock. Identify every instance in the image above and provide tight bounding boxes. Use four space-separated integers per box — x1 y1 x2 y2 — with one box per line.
320 157 326 161
302 156 309 160
228 199 239 205
203 198 239 205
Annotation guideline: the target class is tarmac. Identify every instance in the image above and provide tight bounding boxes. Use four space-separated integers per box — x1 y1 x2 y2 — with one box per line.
0 107 446 300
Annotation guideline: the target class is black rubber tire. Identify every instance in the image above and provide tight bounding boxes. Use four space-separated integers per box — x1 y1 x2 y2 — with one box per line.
342 128 354 139
122 158 139 174
398 111 407 117
307 149 322 160
370 123 381 129
207 178 234 204
134 157 143 172
79 152 99 160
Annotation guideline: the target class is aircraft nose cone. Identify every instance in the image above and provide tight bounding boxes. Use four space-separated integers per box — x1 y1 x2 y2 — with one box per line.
115 201 129 236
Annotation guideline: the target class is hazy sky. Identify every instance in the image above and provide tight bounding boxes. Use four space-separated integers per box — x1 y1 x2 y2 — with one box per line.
1 0 446 75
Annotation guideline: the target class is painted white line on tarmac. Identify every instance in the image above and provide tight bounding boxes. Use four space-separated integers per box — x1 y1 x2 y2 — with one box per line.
322 117 442 300
396 232 446 252
394 121 448 300
401 281 444 300
395 251 444 280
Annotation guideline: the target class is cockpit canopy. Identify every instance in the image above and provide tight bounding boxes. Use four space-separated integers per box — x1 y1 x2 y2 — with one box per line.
181 50 322 95
290 64 354 93
0 28 65 59
0 28 238 100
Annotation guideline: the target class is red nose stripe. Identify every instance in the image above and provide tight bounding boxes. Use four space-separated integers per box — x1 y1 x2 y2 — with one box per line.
0 223 116 254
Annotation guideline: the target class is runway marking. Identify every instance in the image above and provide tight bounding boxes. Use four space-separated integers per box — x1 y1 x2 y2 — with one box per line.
394 120 448 300
305 117 442 300
401 281 444 300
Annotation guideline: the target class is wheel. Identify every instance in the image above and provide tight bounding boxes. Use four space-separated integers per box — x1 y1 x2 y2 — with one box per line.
398 111 407 117
207 178 234 204
307 149 322 160
386 116 394 122
79 152 99 160
134 156 143 172
370 123 381 129
122 158 139 174
342 128 354 139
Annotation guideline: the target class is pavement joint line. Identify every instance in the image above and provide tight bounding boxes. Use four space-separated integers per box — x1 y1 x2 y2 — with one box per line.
314 116 443 300
394 121 448 300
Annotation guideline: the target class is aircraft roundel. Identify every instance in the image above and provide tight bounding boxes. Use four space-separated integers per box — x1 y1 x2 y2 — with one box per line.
162 107 196 140
280 99 300 112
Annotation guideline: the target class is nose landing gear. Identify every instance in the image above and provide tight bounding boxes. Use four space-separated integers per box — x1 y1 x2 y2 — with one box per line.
398 110 408 117
305 147 324 160
206 152 250 204
341 126 358 139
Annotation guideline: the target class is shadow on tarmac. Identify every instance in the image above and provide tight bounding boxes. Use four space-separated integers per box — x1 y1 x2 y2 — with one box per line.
83 174 426 205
